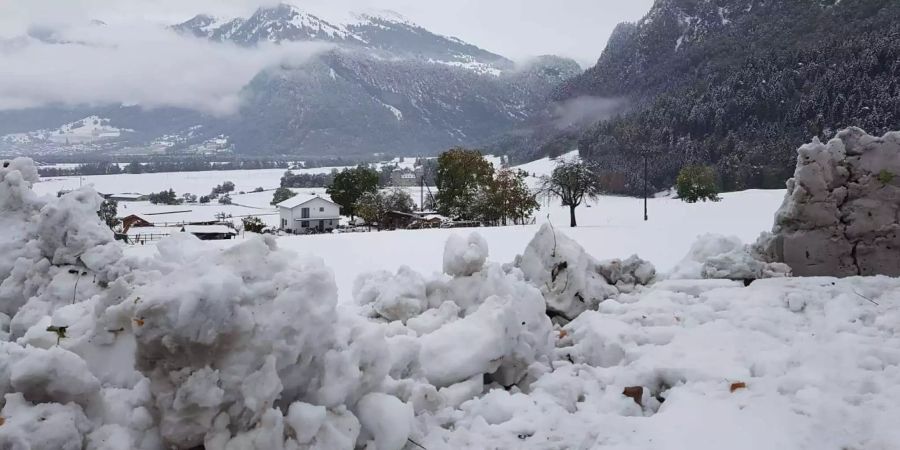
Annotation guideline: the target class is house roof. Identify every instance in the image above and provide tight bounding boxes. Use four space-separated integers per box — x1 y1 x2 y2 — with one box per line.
277 194 337 209
120 214 155 225
108 193 145 199
180 225 237 235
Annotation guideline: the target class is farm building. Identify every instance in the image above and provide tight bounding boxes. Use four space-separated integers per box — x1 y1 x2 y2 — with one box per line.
277 195 341 234
382 211 420 230
180 225 237 240
121 214 154 231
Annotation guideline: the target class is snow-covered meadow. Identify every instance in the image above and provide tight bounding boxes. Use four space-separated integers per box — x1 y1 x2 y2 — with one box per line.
2 156 899 450
33 153 786 297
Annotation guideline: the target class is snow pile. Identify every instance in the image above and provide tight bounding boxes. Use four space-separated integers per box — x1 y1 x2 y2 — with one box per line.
125 236 390 448
420 276 900 449
0 158 556 450
517 224 655 320
670 234 791 281
759 127 900 276
3 157 900 450
355 231 555 391
0 159 393 449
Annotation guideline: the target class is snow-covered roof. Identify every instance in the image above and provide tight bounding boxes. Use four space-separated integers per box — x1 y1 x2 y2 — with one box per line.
108 193 145 199
181 225 237 235
277 194 336 209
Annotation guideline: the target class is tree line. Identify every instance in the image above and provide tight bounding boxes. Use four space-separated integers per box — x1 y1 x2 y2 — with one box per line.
38 160 291 177
500 0 900 196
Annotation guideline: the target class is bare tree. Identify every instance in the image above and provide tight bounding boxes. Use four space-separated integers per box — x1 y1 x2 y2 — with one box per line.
540 160 603 227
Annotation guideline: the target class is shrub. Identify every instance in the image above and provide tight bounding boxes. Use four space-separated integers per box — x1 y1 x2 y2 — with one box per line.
242 216 266 233
271 187 296 206
676 165 720 203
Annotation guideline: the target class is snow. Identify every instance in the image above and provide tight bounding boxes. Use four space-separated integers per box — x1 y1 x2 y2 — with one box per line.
356 393 413 450
670 233 791 280
442 233 489 277
383 103 404 120
2 157 900 449
428 58 503 77
275 193 332 209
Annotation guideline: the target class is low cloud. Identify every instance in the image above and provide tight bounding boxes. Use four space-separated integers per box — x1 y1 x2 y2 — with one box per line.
552 96 628 129
0 21 328 116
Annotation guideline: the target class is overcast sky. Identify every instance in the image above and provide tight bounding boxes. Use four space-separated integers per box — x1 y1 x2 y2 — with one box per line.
2 0 653 66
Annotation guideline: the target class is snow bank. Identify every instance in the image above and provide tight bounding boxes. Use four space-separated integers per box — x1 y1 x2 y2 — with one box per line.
421 276 900 449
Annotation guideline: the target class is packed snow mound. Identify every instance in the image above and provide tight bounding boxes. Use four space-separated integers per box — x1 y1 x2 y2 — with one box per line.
0 158 392 449
356 232 555 390
670 233 791 280
128 236 389 447
759 127 900 276
517 224 655 320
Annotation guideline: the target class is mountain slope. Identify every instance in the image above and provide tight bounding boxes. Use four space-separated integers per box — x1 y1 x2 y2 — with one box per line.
506 0 900 194
172 3 579 156
2 3 579 158
224 50 574 155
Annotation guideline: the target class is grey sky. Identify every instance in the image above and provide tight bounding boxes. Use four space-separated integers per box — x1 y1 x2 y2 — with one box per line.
2 0 653 66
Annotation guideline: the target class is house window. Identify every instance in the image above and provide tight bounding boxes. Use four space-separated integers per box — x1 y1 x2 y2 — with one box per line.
301 221 309 228
301 208 310 219
319 207 324 212
281 218 286 228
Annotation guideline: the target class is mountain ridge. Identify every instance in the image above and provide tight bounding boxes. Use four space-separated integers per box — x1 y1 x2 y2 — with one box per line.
1 3 582 158
493 0 900 195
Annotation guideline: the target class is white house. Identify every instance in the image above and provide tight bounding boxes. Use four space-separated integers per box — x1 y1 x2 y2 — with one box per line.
277 194 341 234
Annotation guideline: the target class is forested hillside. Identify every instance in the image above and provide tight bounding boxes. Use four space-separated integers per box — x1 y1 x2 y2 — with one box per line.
502 0 900 194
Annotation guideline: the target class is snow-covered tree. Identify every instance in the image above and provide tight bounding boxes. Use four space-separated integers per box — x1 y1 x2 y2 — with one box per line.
540 160 603 227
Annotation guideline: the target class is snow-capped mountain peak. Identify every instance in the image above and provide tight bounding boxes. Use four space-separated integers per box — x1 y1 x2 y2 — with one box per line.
172 3 511 69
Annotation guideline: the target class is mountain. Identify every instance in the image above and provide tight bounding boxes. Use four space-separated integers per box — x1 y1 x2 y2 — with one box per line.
498 0 900 194
2 4 580 158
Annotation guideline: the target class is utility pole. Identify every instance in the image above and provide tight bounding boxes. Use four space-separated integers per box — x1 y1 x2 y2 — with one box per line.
643 154 648 221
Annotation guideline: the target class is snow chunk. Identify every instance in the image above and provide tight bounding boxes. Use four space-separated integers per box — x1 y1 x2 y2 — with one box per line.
443 233 488 277
10 346 101 406
599 255 656 291
356 393 413 450
670 234 791 280
418 295 516 387
131 236 387 447
285 401 327 444
518 224 619 319
354 266 427 322
0 393 92 450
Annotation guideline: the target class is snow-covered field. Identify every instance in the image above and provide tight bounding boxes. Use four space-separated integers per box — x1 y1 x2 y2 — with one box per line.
121 189 784 304
2 156 898 450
